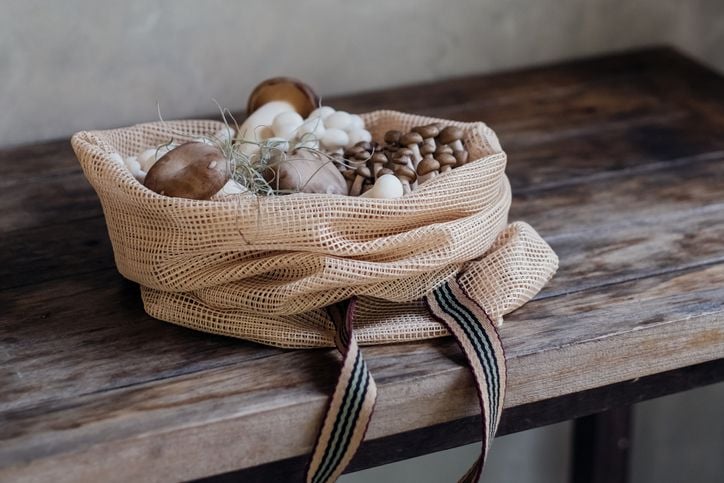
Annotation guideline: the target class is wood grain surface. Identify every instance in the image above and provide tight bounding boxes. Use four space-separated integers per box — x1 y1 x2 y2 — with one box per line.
1 47 723 482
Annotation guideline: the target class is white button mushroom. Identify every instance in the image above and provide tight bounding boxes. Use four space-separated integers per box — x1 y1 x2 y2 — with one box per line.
359 174 404 199
346 128 372 147
123 156 146 181
348 114 365 131
324 111 352 131
308 106 335 120
137 144 175 172
321 128 349 151
272 111 304 139
264 137 291 152
297 116 326 139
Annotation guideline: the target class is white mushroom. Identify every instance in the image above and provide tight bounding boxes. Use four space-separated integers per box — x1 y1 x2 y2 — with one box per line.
308 106 335 121
346 128 372 147
138 144 174 172
348 114 365 131
297 116 326 139
360 174 404 199
321 128 349 151
272 111 304 139
324 111 352 131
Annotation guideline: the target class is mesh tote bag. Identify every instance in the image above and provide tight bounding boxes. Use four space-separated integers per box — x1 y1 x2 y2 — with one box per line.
72 110 558 482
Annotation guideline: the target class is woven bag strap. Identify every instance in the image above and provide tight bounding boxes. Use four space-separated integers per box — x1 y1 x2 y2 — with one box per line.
306 279 507 483
306 299 377 483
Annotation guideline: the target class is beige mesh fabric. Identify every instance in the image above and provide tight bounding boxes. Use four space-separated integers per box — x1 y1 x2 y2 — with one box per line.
71 111 558 348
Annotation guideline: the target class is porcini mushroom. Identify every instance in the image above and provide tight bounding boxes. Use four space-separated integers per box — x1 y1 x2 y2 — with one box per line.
400 132 423 169
417 155 440 184
237 77 318 151
438 126 465 152
144 142 230 200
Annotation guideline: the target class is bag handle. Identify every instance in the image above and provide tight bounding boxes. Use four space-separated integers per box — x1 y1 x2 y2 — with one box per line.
306 278 507 482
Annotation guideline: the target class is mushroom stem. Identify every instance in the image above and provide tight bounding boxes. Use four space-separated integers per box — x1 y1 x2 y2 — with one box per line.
237 100 295 156
407 144 422 168
350 174 365 196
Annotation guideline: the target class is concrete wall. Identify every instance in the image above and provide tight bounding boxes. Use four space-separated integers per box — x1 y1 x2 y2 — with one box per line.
2 1 723 481
2 0 724 145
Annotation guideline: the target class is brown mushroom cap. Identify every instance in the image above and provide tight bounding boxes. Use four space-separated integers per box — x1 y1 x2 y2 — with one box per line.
400 132 423 146
413 124 440 139
438 126 464 145
453 150 469 166
395 147 414 158
354 141 373 152
246 77 319 118
371 153 388 165
437 153 457 169
390 153 410 166
395 165 417 182
417 156 440 176
384 130 402 145
378 167 394 177
144 142 229 200
356 165 372 179
435 144 453 156
420 143 435 156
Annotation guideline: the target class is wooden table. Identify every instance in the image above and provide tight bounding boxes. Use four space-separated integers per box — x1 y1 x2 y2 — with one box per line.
2 47 723 483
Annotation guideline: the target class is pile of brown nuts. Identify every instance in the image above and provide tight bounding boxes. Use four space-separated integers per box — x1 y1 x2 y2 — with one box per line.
336 124 470 195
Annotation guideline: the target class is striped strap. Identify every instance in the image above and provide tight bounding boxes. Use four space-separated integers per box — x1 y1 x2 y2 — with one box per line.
306 299 377 483
425 279 507 482
307 279 506 483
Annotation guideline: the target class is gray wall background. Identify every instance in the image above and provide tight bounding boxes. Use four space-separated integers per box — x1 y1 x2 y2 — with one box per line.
2 0 724 145
2 1 723 482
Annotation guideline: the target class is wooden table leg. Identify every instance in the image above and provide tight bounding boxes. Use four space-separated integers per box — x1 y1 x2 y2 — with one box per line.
571 406 632 483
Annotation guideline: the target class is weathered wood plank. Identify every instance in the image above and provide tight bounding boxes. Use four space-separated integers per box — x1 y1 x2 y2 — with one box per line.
200 358 724 482
1 262 722 482
2 48 724 482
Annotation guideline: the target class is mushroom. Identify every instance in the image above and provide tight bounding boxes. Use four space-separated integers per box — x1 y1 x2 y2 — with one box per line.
416 154 440 184
437 153 457 173
321 128 350 151
324 111 353 131
438 126 465 152
378 167 394 177
435 144 453 157
394 165 417 194
349 165 372 196
413 125 440 152
308 106 335 121
237 77 318 152
400 132 423 169
347 128 372 147
144 142 230 200
272 111 304 139
384 130 402 146
453 150 469 167
342 168 357 193
371 152 388 178
264 148 347 194
360 174 404 199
